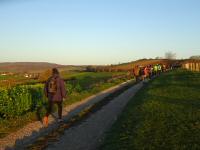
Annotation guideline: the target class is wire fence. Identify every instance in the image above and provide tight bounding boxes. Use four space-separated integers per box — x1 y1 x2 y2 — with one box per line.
182 62 200 72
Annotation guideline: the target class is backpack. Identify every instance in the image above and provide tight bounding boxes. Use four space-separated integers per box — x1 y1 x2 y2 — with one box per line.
48 77 57 94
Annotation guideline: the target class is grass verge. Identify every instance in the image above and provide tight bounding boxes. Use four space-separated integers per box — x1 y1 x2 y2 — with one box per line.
100 69 200 150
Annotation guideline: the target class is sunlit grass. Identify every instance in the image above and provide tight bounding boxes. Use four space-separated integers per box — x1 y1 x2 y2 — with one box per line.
101 69 200 150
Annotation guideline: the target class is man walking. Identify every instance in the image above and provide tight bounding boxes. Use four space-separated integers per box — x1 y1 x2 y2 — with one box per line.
43 68 67 127
133 65 140 82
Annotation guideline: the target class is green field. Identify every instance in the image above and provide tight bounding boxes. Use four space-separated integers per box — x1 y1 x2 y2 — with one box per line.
0 71 126 88
101 70 200 150
0 75 26 82
0 71 129 138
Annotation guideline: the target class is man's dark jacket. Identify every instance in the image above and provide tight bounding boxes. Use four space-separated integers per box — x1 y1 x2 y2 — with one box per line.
44 74 67 101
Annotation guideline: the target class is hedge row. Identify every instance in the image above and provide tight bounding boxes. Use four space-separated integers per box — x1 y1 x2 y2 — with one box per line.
0 84 45 118
0 74 128 119
0 81 87 118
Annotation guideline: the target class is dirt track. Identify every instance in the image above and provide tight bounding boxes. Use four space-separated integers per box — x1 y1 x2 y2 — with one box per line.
46 82 143 150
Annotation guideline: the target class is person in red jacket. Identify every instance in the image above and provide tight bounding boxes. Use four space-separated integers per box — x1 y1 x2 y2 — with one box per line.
43 68 67 127
143 66 148 81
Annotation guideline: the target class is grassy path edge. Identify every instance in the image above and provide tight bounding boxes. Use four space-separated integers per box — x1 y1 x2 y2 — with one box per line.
100 70 200 150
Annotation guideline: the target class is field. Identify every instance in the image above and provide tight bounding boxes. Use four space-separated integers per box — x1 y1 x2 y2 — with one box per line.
101 69 200 150
0 71 129 138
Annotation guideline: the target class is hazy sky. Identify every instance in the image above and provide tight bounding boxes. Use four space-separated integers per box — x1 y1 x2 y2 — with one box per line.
0 0 200 65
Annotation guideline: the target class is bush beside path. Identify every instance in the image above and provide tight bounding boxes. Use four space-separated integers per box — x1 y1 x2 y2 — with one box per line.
0 72 128 139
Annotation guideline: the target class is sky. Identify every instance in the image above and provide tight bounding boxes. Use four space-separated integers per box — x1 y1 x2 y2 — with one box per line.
0 0 200 65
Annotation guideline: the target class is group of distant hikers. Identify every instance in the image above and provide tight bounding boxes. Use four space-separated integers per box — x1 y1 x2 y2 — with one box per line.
43 64 174 127
133 64 171 82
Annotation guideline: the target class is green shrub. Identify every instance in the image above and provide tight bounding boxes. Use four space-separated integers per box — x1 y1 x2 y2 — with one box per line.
0 72 128 119
0 84 46 118
65 83 73 95
0 89 10 118
8 86 32 117
74 83 83 92
28 84 45 109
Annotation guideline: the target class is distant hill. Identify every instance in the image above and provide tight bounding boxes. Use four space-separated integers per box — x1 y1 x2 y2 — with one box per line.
108 59 200 71
87 59 181 72
111 59 178 70
111 59 186 70
0 62 84 73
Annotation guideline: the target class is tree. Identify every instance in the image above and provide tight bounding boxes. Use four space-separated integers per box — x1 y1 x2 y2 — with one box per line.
86 66 93 72
155 56 163 59
165 51 176 60
190 55 200 60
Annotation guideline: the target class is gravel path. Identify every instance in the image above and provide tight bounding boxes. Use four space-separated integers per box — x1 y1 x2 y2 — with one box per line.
46 82 143 150
0 80 134 150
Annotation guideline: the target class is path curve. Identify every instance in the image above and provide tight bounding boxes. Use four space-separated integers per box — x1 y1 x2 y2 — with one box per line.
47 82 143 150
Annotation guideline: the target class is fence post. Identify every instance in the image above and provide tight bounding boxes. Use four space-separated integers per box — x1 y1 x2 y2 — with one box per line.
185 63 188 70
183 62 200 72
189 63 191 71
193 63 196 71
195 63 197 71
198 63 200 72
192 63 194 71
191 63 193 71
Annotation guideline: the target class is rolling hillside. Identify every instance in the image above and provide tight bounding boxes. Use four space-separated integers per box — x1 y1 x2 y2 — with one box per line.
87 59 180 72
0 62 85 73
